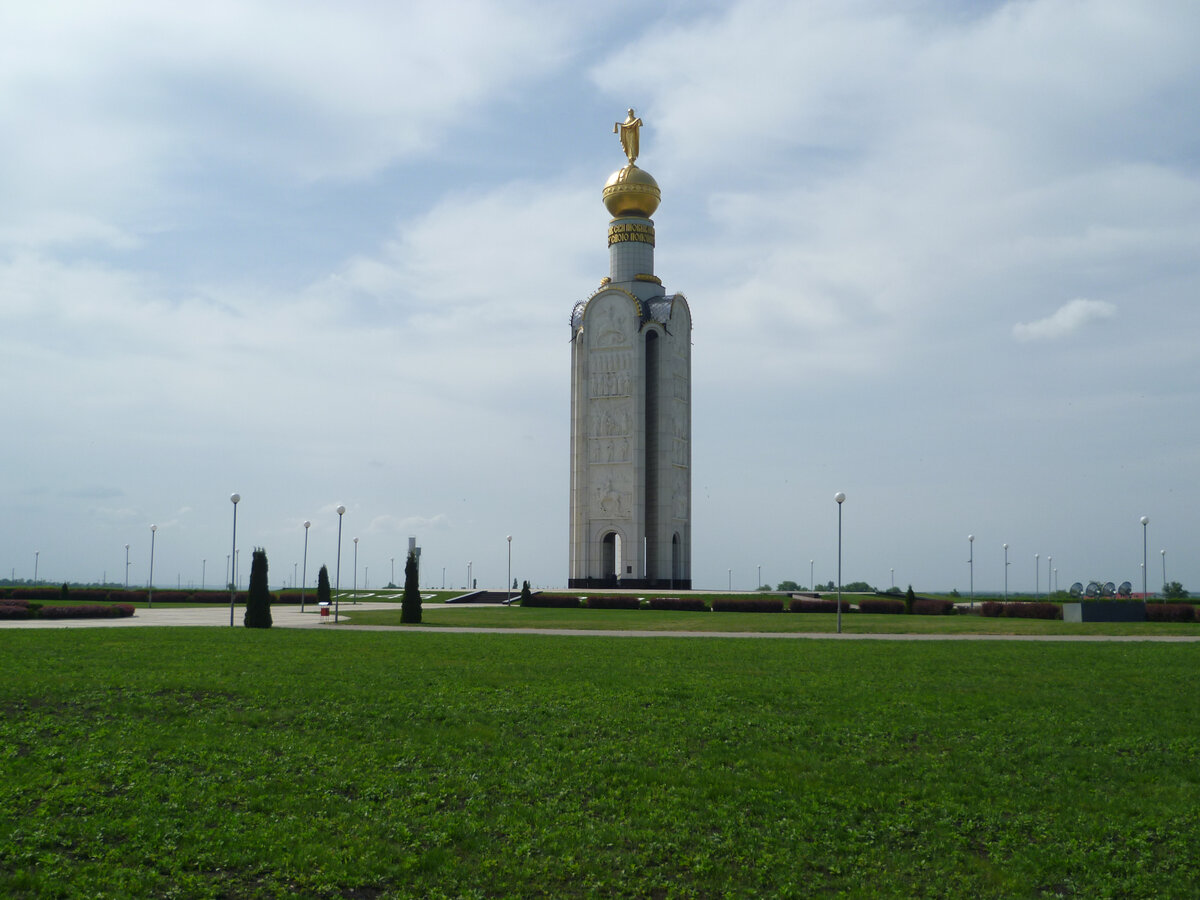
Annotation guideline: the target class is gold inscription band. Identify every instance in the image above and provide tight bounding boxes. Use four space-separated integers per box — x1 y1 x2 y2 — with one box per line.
607 223 656 246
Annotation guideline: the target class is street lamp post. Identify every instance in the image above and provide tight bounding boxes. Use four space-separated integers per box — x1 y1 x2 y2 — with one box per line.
34 551 39 585
890 567 894 590
1003 543 1009 602
300 521 311 613
124 544 130 589
229 494 240 626
202 558 206 591
1140 516 1150 599
810 560 814 592
442 566 445 590
335 506 346 622
1035 554 1039 599
352 537 359 604
506 535 513 604
835 492 845 634
757 564 761 591
1047 556 1053 596
1161 549 1167 593
391 556 395 588
148 525 158 607
968 535 974 609
728 568 732 591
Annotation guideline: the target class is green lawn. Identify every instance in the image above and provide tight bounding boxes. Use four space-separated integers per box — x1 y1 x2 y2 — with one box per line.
2 630 1198 898
343 602 1200 637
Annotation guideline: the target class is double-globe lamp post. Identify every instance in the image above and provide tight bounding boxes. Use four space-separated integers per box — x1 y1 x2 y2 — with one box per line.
229 493 240 626
835 492 845 634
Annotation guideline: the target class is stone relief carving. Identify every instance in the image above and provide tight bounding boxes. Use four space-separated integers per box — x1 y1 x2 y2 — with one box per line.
588 436 632 464
589 400 632 438
593 301 630 348
671 469 688 520
594 474 633 519
589 350 633 398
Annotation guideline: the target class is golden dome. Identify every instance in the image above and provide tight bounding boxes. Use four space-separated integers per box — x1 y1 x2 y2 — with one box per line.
603 164 661 218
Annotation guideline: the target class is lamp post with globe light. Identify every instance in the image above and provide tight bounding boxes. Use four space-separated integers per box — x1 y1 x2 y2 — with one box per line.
506 535 513 604
335 506 346 622
1161 549 1166 594
124 544 130 589
229 494 240 626
301 521 311 612
148 525 157 608
968 535 974 609
352 537 359 604
835 492 845 634
1140 516 1149 599
1003 543 1010 602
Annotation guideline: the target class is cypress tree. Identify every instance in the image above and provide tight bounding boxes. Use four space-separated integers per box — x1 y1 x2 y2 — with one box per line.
520 580 531 605
243 547 273 628
905 585 916 615
401 550 421 624
317 565 331 607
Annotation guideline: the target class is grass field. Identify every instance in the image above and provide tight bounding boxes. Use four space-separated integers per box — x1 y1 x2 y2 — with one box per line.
344 602 1200 637
2 629 1198 898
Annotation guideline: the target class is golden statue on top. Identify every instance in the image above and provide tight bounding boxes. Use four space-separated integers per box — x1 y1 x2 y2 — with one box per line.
613 108 643 165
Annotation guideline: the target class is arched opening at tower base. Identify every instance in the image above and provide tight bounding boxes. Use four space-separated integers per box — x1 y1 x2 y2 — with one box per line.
601 531 621 584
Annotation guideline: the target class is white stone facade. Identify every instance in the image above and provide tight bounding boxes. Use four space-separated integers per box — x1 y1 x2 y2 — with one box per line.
569 211 692 588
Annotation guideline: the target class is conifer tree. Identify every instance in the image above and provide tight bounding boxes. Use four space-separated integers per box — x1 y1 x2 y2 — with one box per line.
317 565 331 607
905 585 916 615
520 580 531 605
243 547 273 628
401 550 421 624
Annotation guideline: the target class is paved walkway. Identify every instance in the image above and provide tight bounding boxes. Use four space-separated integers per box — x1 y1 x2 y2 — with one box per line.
3 602 1199 641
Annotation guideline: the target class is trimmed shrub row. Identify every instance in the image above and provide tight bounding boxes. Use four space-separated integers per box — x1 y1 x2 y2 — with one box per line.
859 598 906 615
912 599 956 616
711 597 784 613
520 593 581 609
0 602 135 620
1147 603 1197 622
981 601 1062 620
584 595 642 610
789 598 843 613
647 597 707 612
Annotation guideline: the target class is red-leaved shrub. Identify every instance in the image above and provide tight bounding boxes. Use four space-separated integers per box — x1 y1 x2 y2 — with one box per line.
0 603 33 619
859 598 905 615
1146 603 1197 622
912 599 956 616
647 597 707 611
982 601 1061 619
789 598 843 613
520 593 580 609
584 595 642 610
711 597 784 613
37 604 136 619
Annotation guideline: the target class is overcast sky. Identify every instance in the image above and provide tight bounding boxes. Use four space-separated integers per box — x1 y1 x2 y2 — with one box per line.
3 0 1198 595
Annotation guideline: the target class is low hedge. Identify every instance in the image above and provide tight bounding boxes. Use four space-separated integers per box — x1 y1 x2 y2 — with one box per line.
520 593 580 609
912 599 956 616
859 598 904 615
584 595 642 610
39 604 136 619
980 601 1062 620
0 603 33 620
789 598 842 614
647 597 707 612
1146 603 1197 622
711 597 784 613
